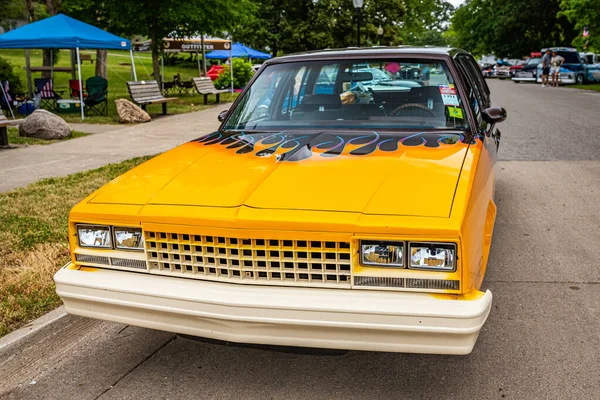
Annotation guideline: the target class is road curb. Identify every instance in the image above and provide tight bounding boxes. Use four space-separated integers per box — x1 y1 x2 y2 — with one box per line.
0 306 67 352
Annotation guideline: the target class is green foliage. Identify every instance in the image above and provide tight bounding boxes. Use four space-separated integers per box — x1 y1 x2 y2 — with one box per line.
63 0 254 83
0 56 23 93
449 0 576 58
214 59 254 89
560 0 600 51
232 0 455 56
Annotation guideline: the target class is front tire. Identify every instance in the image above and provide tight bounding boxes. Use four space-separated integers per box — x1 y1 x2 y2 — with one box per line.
576 74 584 85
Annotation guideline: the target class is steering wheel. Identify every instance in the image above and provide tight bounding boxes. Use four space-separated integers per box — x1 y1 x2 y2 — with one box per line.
390 103 436 117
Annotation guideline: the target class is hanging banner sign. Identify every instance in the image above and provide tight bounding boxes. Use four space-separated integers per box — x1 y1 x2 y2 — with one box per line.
133 39 232 52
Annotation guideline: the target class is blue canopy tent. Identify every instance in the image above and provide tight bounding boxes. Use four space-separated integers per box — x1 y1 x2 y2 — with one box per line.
205 42 272 61
0 14 133 120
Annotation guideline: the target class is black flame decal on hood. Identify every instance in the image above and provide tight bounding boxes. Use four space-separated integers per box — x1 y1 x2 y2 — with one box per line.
193 130 475 162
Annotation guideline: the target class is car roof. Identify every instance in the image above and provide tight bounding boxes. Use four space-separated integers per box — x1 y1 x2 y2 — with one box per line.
265 46 469 64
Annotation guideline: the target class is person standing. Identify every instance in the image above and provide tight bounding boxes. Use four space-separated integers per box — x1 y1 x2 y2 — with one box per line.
541 49 552 87
550 51 564 87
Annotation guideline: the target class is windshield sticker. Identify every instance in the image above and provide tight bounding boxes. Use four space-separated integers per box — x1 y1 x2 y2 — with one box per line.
441 94 460 106
448 106 464 119
439 84 456 95
439 84 459 106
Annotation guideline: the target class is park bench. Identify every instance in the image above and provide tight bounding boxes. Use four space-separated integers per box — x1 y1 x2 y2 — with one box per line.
192 77 229 105
0 110 24 147
80 53 94 63
126 80 177 115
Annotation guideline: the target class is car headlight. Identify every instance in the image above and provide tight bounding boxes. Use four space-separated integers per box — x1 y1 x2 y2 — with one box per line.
114 227 144 251
409 242 456 271
361 241 404 267
77 224 112 248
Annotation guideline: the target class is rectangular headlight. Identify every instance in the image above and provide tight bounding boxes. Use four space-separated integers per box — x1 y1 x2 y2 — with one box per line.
114 227 144 251
409 242 456 271
77 224 112 248
361 241 404 267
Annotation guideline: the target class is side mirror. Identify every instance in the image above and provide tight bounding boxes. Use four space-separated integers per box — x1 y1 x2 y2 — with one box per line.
482 107 507 124
217 110 229 122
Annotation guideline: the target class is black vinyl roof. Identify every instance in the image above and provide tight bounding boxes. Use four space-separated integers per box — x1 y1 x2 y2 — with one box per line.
267 46 470 64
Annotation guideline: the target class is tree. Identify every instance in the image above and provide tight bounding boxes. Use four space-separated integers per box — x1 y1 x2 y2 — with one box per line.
233 0 410 56
560 0 600 51
104 0 253 85
449 0 576 58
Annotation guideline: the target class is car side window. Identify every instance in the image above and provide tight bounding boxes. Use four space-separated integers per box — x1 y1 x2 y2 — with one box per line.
463 56 490 105
455 57 483 125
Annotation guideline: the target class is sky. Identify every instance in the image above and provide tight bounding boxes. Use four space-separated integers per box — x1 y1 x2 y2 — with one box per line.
448 0 465 7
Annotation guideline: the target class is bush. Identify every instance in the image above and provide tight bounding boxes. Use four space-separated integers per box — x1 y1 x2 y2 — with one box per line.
214 58 254 90
0 56 23 94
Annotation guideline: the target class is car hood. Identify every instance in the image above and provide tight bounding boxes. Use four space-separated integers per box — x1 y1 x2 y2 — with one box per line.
90 130 470 218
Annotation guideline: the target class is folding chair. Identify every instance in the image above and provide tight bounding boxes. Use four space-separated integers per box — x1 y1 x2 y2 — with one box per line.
84 76 108 116
69 79 87 100
34 78 63 110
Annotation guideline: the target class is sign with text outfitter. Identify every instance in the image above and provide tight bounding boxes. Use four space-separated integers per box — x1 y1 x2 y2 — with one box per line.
133 39 232 53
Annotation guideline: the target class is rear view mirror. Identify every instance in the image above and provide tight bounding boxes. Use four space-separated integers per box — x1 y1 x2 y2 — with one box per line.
482 107 507 124
217 110 228 122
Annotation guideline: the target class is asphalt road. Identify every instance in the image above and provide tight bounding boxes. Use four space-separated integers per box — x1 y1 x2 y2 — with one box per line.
2 80 599 400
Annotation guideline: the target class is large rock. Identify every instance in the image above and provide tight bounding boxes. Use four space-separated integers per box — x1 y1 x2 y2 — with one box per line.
18 109 72 140
115 99 151 123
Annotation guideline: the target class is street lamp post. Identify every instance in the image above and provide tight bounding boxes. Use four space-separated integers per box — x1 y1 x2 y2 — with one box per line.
377 25 383 45
353 0 364 47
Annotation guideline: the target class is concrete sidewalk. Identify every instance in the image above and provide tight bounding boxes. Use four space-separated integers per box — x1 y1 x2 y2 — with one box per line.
0 106 225 192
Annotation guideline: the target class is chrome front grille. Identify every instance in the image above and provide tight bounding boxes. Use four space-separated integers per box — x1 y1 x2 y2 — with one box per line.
75 254 109 265
75 253 147 271
355 276 460 292
145 231 352 287
110 257 147 270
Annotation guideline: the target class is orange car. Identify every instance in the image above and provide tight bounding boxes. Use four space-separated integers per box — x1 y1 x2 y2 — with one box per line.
55 47 507 355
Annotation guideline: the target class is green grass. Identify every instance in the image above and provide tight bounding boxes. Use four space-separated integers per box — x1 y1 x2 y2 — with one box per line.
573 83 600 92
0 155 153 337
0 49 237 124
7 126 90 145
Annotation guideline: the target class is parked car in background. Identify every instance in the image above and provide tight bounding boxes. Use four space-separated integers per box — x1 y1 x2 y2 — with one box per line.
492 60 512 79
54 47 506 356
512 53 543 83
481 63 494 78
508 60 526 77
207 65 225 81
536 47 600 85
509 52 541 77
580 52 600 65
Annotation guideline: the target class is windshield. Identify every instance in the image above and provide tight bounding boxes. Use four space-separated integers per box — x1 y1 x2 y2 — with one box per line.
224 58 467 131
527 57 541 65
557 51 582 64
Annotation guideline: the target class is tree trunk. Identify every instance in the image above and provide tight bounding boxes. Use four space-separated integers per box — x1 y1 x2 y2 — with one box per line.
150 31 161 87
42 50 53 78
42 0 60 78
95 50 108 79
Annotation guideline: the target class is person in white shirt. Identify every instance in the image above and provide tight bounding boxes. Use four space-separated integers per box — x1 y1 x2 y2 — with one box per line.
550 51 564 87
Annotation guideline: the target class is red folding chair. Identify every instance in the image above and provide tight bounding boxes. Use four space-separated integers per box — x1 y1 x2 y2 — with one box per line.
69 79 87 99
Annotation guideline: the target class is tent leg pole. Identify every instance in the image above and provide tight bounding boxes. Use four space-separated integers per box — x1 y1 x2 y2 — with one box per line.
230 46 233 93
0 80 15 119
50 49 54 82
130 49 137 81
25 49 32 98
161 55 164 94
196 49 201 76
76 48 85 121
201 35 207 76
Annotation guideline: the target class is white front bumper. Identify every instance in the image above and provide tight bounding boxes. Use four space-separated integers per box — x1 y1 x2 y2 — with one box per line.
54 264 493 355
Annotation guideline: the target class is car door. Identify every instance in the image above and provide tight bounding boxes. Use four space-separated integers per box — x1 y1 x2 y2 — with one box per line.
455 55 499 164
